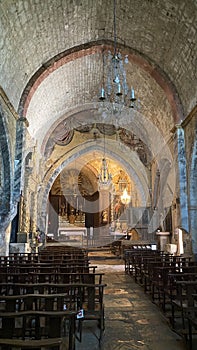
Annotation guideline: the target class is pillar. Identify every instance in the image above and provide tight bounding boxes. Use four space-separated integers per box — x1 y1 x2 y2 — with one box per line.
17 191 29 243
176 126 189 231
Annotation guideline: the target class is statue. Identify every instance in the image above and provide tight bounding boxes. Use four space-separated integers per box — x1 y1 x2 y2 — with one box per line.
60 202 65 216
102 210 108 223
114 198 123 219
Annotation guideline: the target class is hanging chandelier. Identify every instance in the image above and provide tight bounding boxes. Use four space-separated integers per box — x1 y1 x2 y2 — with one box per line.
120 188 131 205
98 128 113 190
98 157 112 190
99 0 139 111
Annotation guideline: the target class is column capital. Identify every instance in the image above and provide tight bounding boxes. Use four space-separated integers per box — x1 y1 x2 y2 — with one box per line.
18 116 29 127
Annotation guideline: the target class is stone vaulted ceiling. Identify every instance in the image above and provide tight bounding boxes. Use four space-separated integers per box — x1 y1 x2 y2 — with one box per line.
0 0 197 150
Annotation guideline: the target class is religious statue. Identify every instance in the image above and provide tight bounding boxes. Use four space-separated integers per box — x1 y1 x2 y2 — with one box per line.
69 207 76 224
102 210 108 223
60 202 65 216
114 198 123 219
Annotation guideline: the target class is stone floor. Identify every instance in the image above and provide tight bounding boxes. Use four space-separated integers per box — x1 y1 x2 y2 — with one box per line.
75 250 194 350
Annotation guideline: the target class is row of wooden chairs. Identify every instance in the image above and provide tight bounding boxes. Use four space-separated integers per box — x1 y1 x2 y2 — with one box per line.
0 271 103 285
0 262 93 274
0 282 106 342
0 284 106 347
0 256 89 267
124 247 197 349
0 247 88 266
0 247 106 349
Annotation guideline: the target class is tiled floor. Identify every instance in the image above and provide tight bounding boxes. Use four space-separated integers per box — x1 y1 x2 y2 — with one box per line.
75 252 191 350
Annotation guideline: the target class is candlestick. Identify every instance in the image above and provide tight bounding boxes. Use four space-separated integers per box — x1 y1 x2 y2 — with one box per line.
76 197 78 211
131 87 135 100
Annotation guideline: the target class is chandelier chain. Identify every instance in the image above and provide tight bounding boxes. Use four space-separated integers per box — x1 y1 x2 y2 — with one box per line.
98 0 140 111
113 0 117 57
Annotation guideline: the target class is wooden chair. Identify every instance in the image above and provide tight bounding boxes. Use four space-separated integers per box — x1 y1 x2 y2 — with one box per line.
184 294 197 349
162 270 197 313
171 280 197 333
0 309 76 350
76 283 106 344
0 282 106 345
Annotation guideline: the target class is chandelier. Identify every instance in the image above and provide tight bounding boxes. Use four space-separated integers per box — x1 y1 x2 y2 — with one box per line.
98 157 112 190
120 188 131 205
99 0 139 111
98 129 112 190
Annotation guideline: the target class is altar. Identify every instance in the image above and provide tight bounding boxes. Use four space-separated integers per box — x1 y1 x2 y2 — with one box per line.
57 226 87 245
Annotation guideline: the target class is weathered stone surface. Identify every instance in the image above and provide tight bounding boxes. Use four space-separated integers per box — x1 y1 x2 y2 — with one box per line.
183 108 197 254
9 243 31 254
176 126 189 231
0 1 196 256
0 90 17 235
0 0 196 119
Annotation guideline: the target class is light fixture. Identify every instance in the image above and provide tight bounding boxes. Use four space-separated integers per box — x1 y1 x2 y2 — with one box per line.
120 188 131 205
99 0 139 111
98 157 112 190
98 128 112 190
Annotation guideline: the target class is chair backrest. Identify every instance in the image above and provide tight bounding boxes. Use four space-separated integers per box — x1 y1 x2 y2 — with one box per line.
0 309 76 349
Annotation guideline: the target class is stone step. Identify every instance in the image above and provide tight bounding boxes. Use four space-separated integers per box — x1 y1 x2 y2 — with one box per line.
88 249 121 260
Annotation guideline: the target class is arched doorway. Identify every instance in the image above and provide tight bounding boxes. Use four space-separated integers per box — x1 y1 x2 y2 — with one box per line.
46 153 139 247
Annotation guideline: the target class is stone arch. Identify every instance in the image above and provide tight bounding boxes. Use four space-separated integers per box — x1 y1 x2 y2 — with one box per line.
37 103 176 234
18 41 183 124
37 142 149 233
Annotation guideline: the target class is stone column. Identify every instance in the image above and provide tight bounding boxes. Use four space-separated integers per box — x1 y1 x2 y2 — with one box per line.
5 223 12 256
175 125 189 231
0 223 12 256
30 191 38 245
13 117 28 202
110 191 114 223
188 132 197 258
189 205 197 258
17 192 29 243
